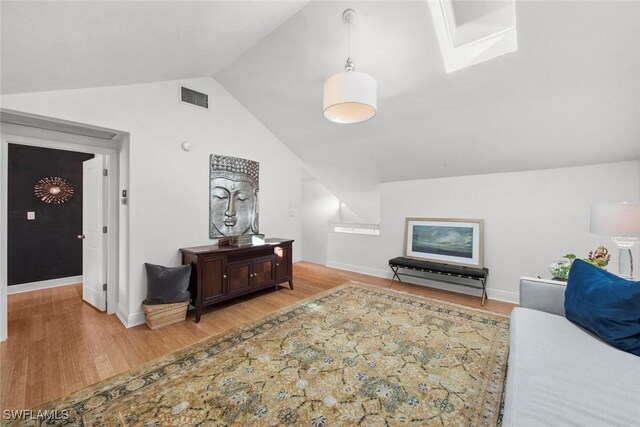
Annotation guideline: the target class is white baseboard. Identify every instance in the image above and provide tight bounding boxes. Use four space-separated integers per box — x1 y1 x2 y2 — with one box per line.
486 288 519 304
326 261 390 279
116 306 145 328
293 257 303 263
326 260 519 304
116 309 128 327
127 311 145 327
7 275 82 294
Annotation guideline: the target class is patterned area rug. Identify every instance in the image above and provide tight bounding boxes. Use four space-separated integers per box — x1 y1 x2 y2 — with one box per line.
24 283 510 426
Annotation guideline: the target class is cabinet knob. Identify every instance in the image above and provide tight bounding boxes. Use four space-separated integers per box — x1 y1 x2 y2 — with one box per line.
223 274 227 278
276 263 280 266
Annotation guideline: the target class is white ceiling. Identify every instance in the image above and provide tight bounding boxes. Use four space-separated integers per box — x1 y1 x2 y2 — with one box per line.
215 1 640 220
1 1 639 222
0 1 308 94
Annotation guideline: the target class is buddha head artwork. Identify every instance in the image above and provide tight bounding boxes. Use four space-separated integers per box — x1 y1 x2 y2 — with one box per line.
209 155 259 238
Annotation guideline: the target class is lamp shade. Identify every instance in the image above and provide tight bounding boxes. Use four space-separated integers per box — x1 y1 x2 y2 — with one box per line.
323 71 377 124
590 203 640 237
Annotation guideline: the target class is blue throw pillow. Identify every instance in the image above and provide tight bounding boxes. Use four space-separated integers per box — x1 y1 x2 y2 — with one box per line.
565 259 640 356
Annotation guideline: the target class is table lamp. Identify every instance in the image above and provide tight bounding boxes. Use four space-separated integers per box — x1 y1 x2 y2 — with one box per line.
590 202 640 279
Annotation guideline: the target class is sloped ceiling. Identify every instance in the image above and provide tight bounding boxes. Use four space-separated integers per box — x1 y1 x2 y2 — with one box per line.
1 1 638 223
216 1 640 222
0 1 309 94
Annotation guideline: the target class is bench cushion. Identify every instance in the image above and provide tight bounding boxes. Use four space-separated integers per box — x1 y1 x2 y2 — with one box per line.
503 308 640 427
388 256 487 278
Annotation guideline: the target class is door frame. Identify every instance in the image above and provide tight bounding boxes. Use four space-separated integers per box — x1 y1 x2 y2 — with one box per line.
0 112 127 341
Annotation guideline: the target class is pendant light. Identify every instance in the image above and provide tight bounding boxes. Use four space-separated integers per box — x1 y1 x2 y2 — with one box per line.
323 9 377 124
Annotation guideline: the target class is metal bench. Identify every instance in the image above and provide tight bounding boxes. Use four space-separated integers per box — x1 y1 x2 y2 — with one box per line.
388 257 489 305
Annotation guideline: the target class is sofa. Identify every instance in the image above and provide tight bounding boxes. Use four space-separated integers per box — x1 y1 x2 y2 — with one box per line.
502 277 640 426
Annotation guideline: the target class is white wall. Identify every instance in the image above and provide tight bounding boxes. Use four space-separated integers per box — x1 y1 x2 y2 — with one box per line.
301 176 373 265
326 161 640 303
301 178 339 264
1 77 303 326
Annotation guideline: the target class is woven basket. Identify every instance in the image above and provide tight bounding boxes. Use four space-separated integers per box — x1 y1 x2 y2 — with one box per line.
143 301 189 330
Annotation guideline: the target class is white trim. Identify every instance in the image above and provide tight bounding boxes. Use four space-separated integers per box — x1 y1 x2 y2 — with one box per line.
0 139 7 341
116 306 129 327
0 110 130 341
485 288 519 304
2 133 118 311
325 260 519 304
117 307 145 328
7 276 83 294
427 0 517 73
326 260 390 279
329 222 381 236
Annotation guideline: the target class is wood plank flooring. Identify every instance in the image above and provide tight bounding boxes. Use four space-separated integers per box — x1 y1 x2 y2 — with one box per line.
0 262 515 410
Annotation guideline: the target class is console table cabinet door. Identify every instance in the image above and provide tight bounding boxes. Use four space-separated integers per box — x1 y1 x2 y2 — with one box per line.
228 260 252 296
275 243 291 282
252 255 276 287
201 255 226 303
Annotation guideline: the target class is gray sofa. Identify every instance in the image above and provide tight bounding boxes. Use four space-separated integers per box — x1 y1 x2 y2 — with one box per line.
502 278 640 426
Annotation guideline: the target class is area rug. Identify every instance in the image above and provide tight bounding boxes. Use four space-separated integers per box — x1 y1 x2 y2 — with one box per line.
23 282 510 426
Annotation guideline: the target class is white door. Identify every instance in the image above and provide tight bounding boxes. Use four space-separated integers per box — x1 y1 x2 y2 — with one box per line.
81 155 107 310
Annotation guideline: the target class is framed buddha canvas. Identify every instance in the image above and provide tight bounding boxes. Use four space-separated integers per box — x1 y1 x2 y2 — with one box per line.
209 155 259 238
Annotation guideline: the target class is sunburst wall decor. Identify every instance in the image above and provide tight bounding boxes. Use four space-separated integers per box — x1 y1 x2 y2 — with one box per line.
34 177 75 204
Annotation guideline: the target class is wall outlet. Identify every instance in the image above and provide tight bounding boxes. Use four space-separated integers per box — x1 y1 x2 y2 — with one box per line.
27 211 35 220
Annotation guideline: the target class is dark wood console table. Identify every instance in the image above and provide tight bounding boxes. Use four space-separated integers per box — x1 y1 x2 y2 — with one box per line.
181 238 293 322
389 257 489 305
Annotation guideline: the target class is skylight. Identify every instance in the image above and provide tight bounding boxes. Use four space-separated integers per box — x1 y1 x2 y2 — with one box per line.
428 0 517 73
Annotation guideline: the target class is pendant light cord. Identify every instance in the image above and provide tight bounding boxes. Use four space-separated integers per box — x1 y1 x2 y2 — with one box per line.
348 17 351 59
345 14 354 72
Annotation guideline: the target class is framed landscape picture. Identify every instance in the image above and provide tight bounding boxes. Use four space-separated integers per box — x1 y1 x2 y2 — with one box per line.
404 218 484 268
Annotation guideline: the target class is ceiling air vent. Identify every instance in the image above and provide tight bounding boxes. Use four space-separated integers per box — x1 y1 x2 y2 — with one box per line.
181 86 208 109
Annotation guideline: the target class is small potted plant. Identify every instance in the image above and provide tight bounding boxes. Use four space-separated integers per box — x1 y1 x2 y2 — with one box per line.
549 254 576 281
548 246 610 281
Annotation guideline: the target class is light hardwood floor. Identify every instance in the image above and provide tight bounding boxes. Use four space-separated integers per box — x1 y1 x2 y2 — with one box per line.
0 262 515 410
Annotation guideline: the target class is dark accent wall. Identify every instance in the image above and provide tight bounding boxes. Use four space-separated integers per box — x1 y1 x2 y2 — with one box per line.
8 144 94 285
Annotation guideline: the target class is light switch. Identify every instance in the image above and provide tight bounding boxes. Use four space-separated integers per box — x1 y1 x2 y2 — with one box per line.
27 211 35 220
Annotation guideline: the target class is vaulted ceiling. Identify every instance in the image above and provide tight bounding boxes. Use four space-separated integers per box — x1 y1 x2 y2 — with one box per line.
2 1 639 222
215 1 640 220
0 1 309 94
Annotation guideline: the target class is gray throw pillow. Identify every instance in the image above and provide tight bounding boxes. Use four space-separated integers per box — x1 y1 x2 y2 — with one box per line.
144 263 191 305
